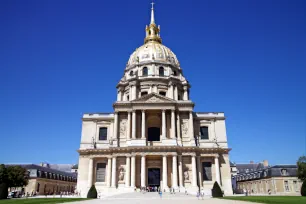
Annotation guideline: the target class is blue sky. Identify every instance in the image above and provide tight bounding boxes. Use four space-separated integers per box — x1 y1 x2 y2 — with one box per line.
0 0 305 165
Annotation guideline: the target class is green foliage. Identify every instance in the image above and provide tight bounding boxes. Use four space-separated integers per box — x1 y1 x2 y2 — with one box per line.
212 181 223 197
6 166 29 188
297 156 306 182
0 183 8 200
220 196 306 204
0 198 90 203
301 180 306 196
0 165 8 184
87 185 97 198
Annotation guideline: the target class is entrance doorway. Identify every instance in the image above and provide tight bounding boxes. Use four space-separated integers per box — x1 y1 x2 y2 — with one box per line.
148 168 160 187
148 127 160 141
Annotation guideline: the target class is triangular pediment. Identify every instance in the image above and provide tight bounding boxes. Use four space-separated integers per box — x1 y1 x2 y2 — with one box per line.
132 93 175 103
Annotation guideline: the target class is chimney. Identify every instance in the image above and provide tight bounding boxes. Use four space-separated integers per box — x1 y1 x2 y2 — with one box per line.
263 160 269 167
250 161 254 164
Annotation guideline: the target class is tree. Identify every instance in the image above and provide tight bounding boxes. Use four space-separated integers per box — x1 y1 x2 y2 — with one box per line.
0 165 8 199
301 180 306 196
6 166 28 188
87 185 97 198
297 156 306 182
212 181 223 197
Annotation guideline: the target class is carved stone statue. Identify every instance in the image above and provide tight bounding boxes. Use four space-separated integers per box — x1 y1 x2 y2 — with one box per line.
120 120 126 137
184 168 189 180
118 166 125 181
182 122 188 137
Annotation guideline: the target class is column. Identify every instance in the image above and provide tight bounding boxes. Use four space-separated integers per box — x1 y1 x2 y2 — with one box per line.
171 110 175 139
125 156 131 187
132 85 137 100
172 155 178 189
107 157 112 187
117 90 121 101
169 85 174 99
178 156 183 188
162 110 166 139
127 112 131 140
141 110 146 139
129 86 132 101
174 85 178 100
215 155 221 185
176 112 181 143
132 110 136 139
189 111 195 142
183 86 188 100
113 112 118 140
141 155 146 187
131 155 136 188
197 156 203 188
162 155 168 190
111 157 117 187
191 155 197 187
88 158 93 187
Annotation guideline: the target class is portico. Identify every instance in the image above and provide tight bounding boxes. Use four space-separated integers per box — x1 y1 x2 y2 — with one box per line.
81 146 227 196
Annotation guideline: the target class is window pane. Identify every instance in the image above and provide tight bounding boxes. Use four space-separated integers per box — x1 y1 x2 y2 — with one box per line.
99 127 107 140
159 91 166 96
143 67 148 76
96 163 106 182
200 126 209 139
159 67 164 76
202 162 212 181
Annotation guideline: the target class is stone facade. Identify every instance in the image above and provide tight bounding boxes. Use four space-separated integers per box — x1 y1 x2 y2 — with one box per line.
7 164 77 195
235 165 302 195
77 3 233 198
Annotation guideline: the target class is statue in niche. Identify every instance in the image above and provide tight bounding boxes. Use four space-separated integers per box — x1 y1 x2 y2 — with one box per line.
182 122 188 137
120 120 126 137
184 168 189 181
118 166 125 181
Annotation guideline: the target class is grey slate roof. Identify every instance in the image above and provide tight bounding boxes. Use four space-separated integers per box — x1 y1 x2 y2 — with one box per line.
6 164 77 178
235 164 298 182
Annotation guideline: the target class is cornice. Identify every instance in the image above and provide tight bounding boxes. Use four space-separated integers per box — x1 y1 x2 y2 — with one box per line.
77 146 231 156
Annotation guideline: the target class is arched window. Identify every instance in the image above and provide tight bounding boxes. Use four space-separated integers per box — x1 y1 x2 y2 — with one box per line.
159 67 164 76
159 91 166 96
129 70 133 76
141 91 148 97
143 67 148 76
173 71 177 76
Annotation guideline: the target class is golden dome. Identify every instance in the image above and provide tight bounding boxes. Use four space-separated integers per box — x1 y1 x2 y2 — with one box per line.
127 41 180 67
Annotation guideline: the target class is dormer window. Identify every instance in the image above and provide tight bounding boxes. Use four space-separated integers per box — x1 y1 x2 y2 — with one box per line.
143 67 148 76
281 169 287 176
159 67 164 76
129 71 134 76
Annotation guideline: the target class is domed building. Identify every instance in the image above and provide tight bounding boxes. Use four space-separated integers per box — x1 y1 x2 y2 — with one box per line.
77 3 233 197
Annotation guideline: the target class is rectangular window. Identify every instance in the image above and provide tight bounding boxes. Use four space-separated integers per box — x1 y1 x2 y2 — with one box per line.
293 181 298 191
200 126 209 139
99 127 107 140
202 162 212 181
96 163 106 182
284 181 289 192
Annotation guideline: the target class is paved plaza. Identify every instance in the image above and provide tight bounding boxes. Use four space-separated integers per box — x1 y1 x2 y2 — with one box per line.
68 192 256 204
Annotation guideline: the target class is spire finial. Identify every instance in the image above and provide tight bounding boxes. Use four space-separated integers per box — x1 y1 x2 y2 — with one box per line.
150 1 155 24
